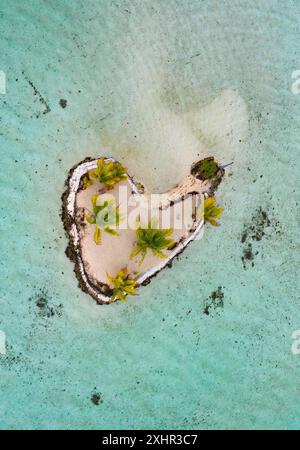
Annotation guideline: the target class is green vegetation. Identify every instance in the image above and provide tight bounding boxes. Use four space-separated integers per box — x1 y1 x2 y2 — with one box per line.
130 220 175 265
88 158 127 190
203 197 224 226
106 267 138 302
191 157 219 180
85 195 120 244
81 174 93 190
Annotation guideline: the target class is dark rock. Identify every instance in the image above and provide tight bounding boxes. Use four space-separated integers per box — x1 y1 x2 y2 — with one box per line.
59 99 67 109
91 392 102 405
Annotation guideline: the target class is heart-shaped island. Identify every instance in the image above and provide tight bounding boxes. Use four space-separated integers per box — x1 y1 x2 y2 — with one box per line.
62 156 225 303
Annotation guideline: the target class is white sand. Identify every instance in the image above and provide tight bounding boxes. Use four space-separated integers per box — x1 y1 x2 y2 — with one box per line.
99 89 248 193
75 175 206 289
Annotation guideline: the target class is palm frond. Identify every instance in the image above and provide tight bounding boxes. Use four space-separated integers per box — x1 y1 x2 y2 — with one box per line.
88 158 127 190
85 194 121 244
203 197 224 226
130 221 175 265
106 267 139 302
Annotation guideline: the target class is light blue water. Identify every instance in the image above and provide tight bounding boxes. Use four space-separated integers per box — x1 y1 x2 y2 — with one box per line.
0 0 300 429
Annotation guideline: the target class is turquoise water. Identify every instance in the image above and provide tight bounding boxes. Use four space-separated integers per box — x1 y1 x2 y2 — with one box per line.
1 0 300 429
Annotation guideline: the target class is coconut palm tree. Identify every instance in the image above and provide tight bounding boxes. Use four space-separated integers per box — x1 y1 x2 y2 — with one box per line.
106 267 138 302
86 158 127 190
203 197 224 226
85 195 120 244
130 220 175 265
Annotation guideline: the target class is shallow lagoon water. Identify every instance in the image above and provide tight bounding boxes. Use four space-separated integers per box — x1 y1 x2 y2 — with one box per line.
0 0 300 429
